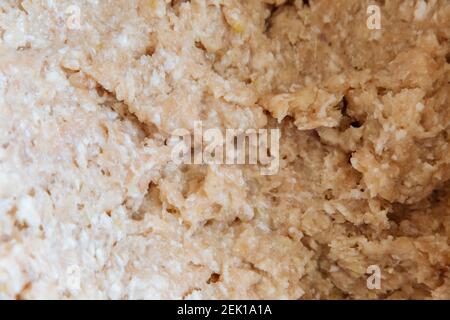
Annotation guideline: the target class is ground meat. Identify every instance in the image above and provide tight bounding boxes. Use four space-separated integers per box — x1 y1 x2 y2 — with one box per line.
0 0 449 299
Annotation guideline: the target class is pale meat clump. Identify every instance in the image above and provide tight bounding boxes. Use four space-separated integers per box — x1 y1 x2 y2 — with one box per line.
0 0 449 299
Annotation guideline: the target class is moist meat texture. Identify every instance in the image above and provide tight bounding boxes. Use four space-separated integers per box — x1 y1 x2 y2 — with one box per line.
0 0 449 299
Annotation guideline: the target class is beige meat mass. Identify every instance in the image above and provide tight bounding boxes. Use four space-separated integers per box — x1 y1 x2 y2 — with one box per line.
0 0 449 299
